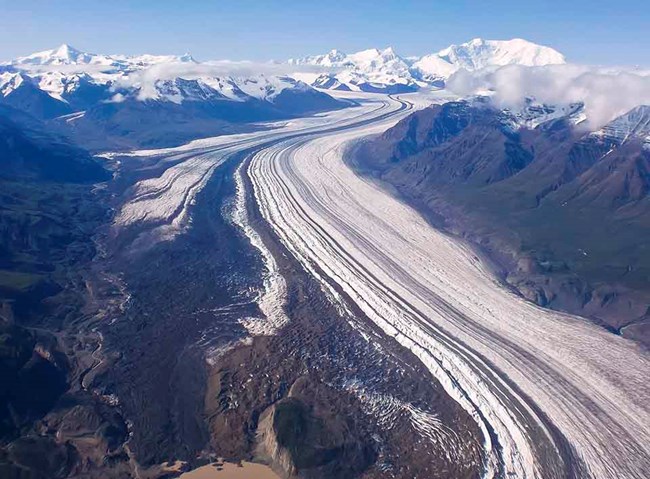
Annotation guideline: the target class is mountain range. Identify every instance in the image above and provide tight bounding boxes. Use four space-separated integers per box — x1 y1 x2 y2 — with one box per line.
0 39 568 149
6 39 648 338
0 45 347 149
290 38 565 92
1 34 649 479
9 43 197 68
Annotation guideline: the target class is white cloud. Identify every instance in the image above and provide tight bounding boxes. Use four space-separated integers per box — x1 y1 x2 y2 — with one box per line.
130 60 328 81
446 64 650 129
12 59 334 102
113 60 335 101
106 92 126 103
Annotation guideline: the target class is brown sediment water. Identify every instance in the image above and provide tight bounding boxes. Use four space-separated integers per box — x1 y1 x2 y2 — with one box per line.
179 461 281 479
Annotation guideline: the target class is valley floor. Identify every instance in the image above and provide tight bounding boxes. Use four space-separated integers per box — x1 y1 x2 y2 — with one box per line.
85 93 483 479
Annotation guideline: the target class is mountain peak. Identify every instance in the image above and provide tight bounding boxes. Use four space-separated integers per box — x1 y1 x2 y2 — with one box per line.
467 38 486 46
179 52 196 63
50 44 90 63
0 71 28 97
349 47 402 63
54 43 79 56
327 49 348 61
434 37 565 71
11 43 93 66
289 38 568 93
381 46 398 58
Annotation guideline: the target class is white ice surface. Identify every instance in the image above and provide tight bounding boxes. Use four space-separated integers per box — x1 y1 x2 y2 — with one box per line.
246 94 650 479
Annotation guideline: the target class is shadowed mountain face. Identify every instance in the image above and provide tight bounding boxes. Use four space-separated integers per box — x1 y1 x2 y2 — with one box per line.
53 85 347 151
0 104 109 325
357 102 650 345
0 106 110 182
0 106 108 317
0 74 71 120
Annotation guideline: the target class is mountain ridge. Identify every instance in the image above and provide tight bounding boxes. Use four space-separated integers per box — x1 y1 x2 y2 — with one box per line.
8 43 197 68
1 45 349 150
7 38 567 99
290 37 566 91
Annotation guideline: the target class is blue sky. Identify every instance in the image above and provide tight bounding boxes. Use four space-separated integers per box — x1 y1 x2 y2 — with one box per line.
1 0 648 65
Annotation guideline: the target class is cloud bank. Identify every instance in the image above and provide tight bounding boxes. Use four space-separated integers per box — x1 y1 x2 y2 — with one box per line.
15 60 333 102
446 64 650 129
14 59 330 78
114 60 333 101
128 60 328 81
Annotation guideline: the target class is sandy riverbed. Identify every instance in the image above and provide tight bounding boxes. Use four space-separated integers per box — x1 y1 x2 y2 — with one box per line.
180 461 281 479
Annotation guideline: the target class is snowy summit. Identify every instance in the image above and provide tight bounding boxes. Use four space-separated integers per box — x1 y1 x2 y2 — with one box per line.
291 38 566 92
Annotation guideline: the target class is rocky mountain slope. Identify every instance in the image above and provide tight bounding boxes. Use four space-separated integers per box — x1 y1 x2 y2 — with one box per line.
0 105 109 181
355 100 650 345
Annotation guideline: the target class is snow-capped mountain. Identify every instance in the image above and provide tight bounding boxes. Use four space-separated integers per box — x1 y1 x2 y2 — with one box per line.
291 38 566 92
9 43 196 70
0 40 584 150
0 71 26 97
1 44 348 149
504 99 586 130
0 71 73 118
290 49 348 68
291 47 419 93
3 44 206 113
4 44 343 109
236 75 312 101
5 39 568 111
442 38 565 69
11 44 108 66
115 74 315 107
